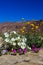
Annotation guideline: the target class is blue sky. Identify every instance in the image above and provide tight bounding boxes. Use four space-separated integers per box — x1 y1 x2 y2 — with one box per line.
0 0 43 22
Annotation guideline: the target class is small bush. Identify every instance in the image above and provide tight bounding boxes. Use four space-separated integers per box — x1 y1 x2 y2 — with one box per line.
25 33 43 48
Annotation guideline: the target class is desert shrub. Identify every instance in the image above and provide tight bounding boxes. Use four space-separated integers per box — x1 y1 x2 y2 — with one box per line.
25 32 43 48
25 33 33 47
31 33 42 48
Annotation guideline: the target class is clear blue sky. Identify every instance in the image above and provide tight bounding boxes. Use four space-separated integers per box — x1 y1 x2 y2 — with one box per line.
0 0 43 22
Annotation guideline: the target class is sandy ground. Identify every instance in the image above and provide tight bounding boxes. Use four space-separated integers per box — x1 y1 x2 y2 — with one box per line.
0 49 43 65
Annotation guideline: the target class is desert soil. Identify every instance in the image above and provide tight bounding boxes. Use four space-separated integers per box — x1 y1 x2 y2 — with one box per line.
0 49 43 65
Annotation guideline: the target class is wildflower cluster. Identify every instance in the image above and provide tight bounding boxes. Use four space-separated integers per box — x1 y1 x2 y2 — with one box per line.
0 31 31 55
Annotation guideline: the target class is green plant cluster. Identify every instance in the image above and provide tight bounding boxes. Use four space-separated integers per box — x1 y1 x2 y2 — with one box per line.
25 32 43 48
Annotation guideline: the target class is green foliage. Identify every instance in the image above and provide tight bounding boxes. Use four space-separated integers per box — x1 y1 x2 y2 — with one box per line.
32 33 42 48
25 33 43 48
41 33 43 47
25 33 32 47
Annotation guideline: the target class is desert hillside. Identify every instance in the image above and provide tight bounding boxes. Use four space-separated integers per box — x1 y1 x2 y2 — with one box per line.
0 20 43 34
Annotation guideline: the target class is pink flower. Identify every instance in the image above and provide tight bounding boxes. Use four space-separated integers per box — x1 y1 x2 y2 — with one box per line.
13 49 16 53
6 49 8 52
23 48 27 54
32 44 35 48
32 47 41 53
19 48 23 53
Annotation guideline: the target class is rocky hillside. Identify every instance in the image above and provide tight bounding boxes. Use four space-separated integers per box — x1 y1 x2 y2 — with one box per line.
0 20 43 34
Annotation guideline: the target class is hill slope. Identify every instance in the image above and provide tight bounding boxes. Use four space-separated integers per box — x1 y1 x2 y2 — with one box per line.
0 20 43 34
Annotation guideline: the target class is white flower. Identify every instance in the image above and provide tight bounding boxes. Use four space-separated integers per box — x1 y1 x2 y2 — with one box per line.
9 40 12 44
13 31 17 34
27 46 31 50
21 42 26 46
22 38 27 42
4 32 9 37
11 38 16 42
5 38 10 42
17 37 20 39
18 42 21 46
10 31 17 34
13 42 16 46
22 39 25 42
21 42 26 49
21 45 26 49
24 38 27 42
16 36 20 40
